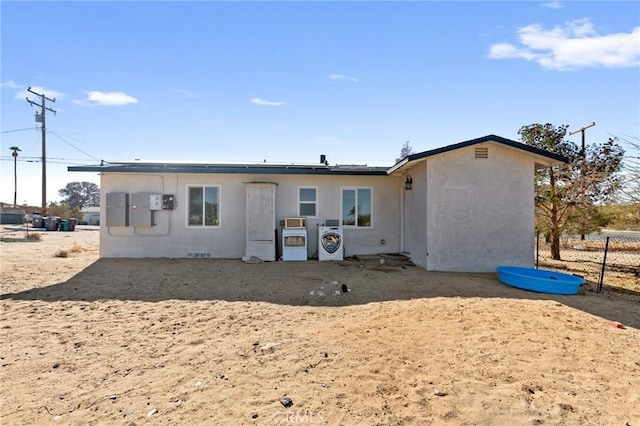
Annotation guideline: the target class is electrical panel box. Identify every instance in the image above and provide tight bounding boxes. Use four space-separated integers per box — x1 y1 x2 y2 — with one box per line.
131 192 153 227
105 192 129 226
149 193 162 211
162 194 175 210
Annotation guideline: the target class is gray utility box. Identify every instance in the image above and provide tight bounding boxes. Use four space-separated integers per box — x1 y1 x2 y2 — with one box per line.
149 193 162 211
131 192 155 227
106 192 129 226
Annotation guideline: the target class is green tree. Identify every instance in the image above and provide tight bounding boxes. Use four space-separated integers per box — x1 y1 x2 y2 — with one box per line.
518 123 623 260
599 203 640 231
47 201 81 220
582 137 625 203
396 141 413 163
58 181 100 209
613 134 640 204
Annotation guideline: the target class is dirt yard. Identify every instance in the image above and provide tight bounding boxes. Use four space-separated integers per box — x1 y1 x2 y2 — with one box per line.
1 227 639 425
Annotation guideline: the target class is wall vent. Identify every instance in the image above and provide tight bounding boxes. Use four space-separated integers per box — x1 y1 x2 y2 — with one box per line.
475 147 489 159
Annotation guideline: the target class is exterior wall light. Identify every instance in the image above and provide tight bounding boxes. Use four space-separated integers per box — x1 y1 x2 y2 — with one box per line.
404 175 413 190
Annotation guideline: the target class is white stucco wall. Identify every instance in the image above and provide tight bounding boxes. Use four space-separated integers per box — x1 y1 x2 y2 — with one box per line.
98 172 402 259
401 161 428 268
423 143 536 272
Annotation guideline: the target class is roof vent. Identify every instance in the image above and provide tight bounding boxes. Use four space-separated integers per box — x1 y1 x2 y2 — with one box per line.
475 147 488 159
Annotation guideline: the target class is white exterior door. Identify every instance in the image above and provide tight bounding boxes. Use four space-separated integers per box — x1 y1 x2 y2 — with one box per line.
246 183 276 261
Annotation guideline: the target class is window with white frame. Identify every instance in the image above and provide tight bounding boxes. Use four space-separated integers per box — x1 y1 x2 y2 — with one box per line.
187 185 220 227
341 187 372 227
298 187 317 217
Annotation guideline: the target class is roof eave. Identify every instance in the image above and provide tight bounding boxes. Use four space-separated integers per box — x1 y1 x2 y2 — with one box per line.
67 164 388 176
386 135 568 174
386 157 409 175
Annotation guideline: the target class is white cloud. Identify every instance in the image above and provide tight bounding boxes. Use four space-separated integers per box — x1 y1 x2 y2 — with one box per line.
329 73 360 82
489 43 538 61
76 91 138 106
1 80 22 89
173 88 196 98
250 97 284 106
16 85 64 100
542 2 563 9
488 18 640 70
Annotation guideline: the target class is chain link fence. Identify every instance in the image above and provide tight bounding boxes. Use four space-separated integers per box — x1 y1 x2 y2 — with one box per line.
536 232 640 295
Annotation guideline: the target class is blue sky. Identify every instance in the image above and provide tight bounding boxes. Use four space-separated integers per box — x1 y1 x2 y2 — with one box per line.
1 1 639 206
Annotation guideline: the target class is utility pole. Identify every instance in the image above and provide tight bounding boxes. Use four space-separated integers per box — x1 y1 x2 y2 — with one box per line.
569 122 596 240
10 146 21 207
569 122 596 162
26 87 56 215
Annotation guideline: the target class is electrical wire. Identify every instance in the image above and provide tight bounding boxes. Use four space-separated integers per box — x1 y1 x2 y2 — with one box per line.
4 126 107 163
0 157 98 166
47 129 127 161
1 126 104 165
47 130 101 162
0 156 98 161
0 127 37 134
47 129 97 149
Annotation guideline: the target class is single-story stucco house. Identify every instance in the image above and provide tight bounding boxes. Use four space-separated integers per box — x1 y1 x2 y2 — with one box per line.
68 135 566 272
80 206 101 225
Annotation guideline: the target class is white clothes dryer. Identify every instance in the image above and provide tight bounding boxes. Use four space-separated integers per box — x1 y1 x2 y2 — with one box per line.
318 226 344 261
282 228 307 261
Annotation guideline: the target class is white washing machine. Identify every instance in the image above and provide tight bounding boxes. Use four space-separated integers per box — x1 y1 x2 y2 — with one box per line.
318 226 343 261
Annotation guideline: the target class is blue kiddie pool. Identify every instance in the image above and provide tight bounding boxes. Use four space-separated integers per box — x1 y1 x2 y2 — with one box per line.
496 266 585 295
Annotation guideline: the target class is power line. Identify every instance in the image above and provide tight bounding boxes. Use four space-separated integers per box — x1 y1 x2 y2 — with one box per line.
49 128 131 161
0 156 99 165
48 130 101 162
46 129 94 147
4 126 104 162
0 156 100 162
0 127 38 134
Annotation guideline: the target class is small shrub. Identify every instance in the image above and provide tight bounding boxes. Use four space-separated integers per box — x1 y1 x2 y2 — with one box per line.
26 233 42 241
70 242 83 253
54 249 69 258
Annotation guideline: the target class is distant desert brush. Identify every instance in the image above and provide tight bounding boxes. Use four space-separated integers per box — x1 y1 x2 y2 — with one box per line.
54 249 69 258
26 233 41 241
70 242 83 253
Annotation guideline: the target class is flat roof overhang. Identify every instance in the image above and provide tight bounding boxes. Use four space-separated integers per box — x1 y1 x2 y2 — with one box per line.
68 162 389 176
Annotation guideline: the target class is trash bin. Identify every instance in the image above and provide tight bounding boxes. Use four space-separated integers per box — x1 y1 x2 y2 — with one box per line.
68 218 78 231
60 219 70 231
32 214 45 228
44 216 60 231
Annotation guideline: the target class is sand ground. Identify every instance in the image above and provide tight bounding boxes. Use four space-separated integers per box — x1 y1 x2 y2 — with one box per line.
1 227 639 425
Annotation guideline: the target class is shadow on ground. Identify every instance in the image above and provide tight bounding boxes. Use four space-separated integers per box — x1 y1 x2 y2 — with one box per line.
2 257 639 328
